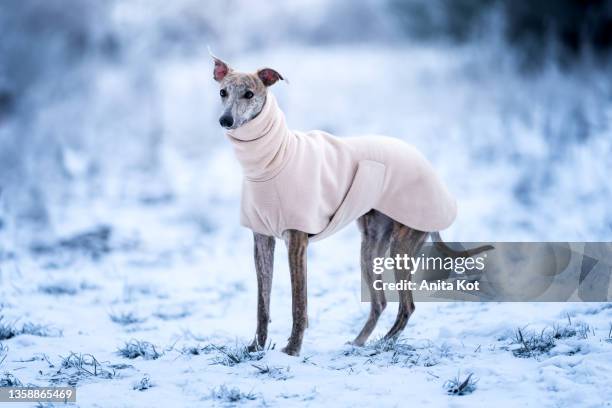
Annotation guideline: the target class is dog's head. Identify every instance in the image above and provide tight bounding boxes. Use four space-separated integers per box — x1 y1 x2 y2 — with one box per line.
212 55 284 130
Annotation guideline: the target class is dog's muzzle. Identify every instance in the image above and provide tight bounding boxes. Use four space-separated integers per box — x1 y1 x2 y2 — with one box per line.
219 115 234 128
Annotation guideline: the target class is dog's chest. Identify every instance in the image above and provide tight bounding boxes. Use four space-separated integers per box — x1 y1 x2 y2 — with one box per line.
239 168 344 239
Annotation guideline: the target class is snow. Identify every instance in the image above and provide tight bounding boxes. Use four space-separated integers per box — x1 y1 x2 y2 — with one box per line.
1 1 612 407
2 158 612 406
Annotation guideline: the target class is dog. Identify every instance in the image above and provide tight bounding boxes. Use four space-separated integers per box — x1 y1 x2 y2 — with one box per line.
212 54 491 356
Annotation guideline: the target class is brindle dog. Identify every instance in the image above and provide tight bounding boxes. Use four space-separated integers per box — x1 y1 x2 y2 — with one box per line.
212 54 490 356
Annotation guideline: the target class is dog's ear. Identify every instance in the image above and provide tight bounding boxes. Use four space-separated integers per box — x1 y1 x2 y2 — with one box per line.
257 68 284 87
211 55 232 82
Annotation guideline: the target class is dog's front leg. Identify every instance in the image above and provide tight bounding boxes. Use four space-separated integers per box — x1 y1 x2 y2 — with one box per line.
281 229 309 356
248 233 275 352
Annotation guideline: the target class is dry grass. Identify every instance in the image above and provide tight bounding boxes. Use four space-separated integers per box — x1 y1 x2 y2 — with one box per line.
209 385 256 403
48 352 116 386
444 372 478 396
133 374 154 391
117 340 162 360
0 372 22 387
109 311 146 325
252 364 292 381
0 315 61 340
210 343 264 367
511 319 592 358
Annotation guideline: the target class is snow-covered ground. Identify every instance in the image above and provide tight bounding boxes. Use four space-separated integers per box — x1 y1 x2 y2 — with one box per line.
1 178 612 407
1 9 612 406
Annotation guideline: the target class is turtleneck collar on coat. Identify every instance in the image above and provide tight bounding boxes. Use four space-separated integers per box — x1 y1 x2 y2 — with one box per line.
226 93 295 182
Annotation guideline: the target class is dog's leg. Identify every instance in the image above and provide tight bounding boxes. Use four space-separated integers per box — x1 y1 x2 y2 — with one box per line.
281 229 309 356
248 233 275 352
351 210 393 346
384 223 428 340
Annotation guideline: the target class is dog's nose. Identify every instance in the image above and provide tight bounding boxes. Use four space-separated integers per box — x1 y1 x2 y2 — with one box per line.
219 115 234 128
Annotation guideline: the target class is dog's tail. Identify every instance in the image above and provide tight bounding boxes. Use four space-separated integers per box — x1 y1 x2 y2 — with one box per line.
431 232 494 257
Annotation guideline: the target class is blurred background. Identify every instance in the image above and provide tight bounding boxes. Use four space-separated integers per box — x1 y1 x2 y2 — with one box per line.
1 0 612 258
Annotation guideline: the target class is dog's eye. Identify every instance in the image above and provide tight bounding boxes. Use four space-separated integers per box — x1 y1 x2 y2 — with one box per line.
244 91 254 99
220 89 227 98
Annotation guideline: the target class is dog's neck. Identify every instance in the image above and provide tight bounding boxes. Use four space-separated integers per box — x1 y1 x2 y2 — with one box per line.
226 93 295 181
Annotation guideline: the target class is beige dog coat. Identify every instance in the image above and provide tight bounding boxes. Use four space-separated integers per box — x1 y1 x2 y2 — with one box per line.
226 93 457 241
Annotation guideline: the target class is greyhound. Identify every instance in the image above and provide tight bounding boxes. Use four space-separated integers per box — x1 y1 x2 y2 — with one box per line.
212 55 491 356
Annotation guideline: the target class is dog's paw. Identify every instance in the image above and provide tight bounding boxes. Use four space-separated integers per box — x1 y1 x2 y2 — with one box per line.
281 345 300 356
347 339 365 347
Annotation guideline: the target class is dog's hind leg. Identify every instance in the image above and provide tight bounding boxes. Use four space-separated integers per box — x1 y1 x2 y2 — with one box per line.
281 229 309 356
248 233 276 352
384 222 428 340
351 210 394 346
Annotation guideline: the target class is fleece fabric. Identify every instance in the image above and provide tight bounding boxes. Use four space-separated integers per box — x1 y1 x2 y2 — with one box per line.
226 93 457 242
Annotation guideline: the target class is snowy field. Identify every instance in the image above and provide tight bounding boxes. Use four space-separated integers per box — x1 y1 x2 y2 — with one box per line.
1 2 612 406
